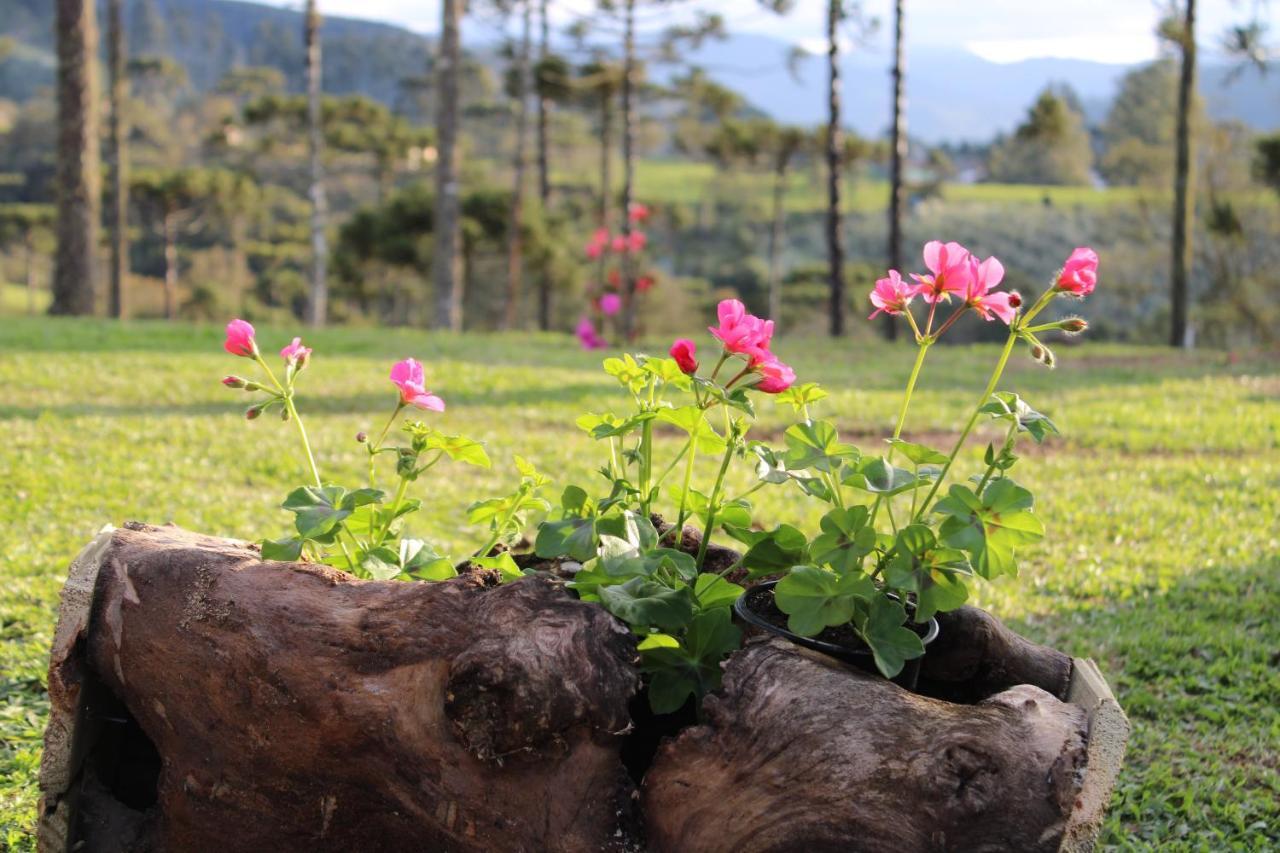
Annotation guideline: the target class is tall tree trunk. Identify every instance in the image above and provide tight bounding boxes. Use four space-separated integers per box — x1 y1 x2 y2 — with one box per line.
824 0 845 338
535 0 552 331
503 0 533 331
1170 0 1196 349
304 0 329 328
599 93 614 230
884 0 906 343
619 0 638 340
26 233 38 315
51 0 100 317
767 157 788 324
162 211 177 321
106 0 128 319
433 0 464 331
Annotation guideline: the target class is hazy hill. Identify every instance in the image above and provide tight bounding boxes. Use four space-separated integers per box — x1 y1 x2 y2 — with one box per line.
1 0 1275 142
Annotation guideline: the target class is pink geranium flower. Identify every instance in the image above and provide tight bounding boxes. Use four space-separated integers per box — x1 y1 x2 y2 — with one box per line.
610 235 628 254
1056 247 1099 296
755 357 796 394
670 338 698 375
576 317 608 350
389 358 445 412
963 256 1017 324
600 293 622 316
910 241 974 304
223 319 257 357
585 227 609 260
868 270 914 319
627 231 647 252
280 337 312 365
709 299 773 364
629 202 651 223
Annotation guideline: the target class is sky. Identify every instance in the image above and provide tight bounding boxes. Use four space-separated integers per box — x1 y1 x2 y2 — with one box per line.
260 0 1275 65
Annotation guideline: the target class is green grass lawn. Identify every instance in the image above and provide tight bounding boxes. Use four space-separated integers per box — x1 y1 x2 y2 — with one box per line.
1 317 1278 849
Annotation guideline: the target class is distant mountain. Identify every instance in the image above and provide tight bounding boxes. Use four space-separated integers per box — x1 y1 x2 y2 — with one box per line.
1 0 1276 142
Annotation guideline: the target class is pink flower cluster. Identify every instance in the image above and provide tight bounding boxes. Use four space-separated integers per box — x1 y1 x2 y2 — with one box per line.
576 317 608 350
669 299 794 393
870 242 1100 327
585 227 648 260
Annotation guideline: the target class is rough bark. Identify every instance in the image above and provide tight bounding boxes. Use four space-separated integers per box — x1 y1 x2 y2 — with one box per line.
433 0 464 331
644 638 1090 853
824 0 845 338
884 0 905 343
304 0 329 328
106 0 128 319
42 524 639 852
51 0 100 316
1170 0 1196 348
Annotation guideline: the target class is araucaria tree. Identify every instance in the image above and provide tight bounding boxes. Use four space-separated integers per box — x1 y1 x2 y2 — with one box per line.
303 0 329 328
106 0 129 319
1167 0 1196 348
51 0 100 316
434 0 465 331
824 0 845 337
504 0 534 330
884 0 906 342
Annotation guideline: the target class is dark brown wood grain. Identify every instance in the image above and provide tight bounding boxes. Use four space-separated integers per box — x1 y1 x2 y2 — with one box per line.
642 638 1090 853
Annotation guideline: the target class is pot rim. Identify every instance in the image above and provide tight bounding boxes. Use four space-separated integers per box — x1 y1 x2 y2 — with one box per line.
734 579 941 655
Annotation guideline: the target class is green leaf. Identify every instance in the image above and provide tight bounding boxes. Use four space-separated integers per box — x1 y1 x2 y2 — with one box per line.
735 523 808 578
420 431 492 467
844 456 926 495
472 552 523 583
783 420 857 473
560 485 591 516
341 488 386 511
599 577 696 632
261 536 303 562
641 355 693 390
774 566 874 637
361 546 402 581
639 608 741 713
281 485 352 540
886 438 950 466
603 353 648 394
466 497 506 526
773 382 828 415
535 516 597 561
344 499 420 537
809 506 877 574
881 527 970 622
636 633 680 651
400 538 457 581
935 480 1045 579
692 574 745 610
657 406 727 453
981 392 1060 444
860 596 925 678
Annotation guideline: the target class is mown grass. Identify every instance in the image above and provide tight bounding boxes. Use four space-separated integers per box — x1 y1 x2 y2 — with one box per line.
1 317 1277 850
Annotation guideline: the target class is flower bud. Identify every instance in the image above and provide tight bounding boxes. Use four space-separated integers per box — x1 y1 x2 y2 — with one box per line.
356 431 369 443
222 376 247 389
245 404 264 420
1007 291 1023 309
1060 317 1088 334
280 406 291 422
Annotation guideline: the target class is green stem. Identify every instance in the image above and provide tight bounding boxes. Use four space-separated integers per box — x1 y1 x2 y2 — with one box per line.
975 421 1018 495
639 417 654 517
669 435 699 546
695 440 737 569
912 330 1019 521
283 396 323 488
872 339 931 523
368 403 404 488
376 474 412 547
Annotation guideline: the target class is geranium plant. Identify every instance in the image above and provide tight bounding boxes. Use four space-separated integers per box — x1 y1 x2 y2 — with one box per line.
220 321 543 582
740 242 1099 678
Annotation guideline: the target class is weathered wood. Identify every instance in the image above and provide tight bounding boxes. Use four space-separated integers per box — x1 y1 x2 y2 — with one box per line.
41 523 640 852
642 638 1091 853
919 604 1075 702
41 524 1126 853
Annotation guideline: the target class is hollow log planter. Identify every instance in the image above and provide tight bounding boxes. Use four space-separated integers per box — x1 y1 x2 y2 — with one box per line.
39 524 1128 852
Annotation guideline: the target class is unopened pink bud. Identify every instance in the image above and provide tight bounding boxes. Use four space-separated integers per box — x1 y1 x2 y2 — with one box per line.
245 404 264 420
222 376 246 389
356 431 369 443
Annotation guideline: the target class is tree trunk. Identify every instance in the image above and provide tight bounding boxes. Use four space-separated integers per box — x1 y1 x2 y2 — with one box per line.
884 0 906 343
51 0 100 317
643 639 1089 852
106 0 128 320
304 0 329 328
767 158 788 324
26 233 38 315
230 214 247 314
1170 0 1196 349
599 91 614 230
162 211 177 321
824 0 845 338
433 0 464 331
535 0 552 332
39 524 1127 852
619 0 638 340
503 0 533 331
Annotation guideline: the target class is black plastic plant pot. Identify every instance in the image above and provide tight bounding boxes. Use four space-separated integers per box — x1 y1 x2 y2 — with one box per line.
733 580 941 691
